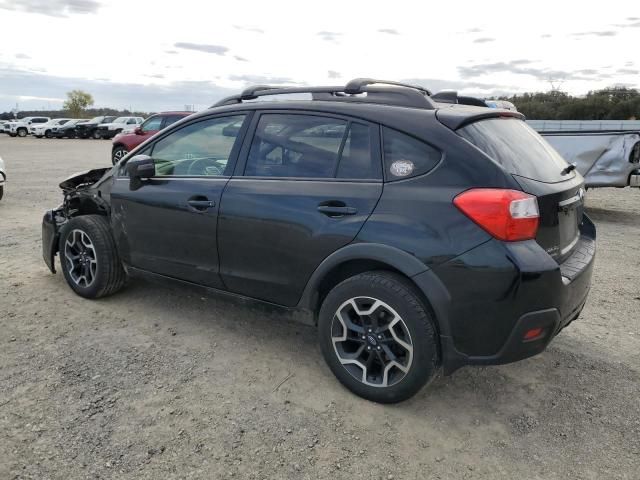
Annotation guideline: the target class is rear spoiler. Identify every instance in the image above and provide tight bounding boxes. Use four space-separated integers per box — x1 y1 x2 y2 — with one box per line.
436 108 525 130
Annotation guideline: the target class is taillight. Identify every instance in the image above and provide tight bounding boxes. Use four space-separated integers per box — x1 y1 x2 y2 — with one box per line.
453 189 539 242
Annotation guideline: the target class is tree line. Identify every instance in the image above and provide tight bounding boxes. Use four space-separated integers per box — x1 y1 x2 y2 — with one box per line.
493 86 640 120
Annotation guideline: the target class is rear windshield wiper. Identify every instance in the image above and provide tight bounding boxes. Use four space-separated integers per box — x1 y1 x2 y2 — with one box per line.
561 163 577 175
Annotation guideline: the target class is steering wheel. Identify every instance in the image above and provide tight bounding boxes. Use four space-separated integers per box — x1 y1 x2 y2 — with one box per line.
186 158 223 176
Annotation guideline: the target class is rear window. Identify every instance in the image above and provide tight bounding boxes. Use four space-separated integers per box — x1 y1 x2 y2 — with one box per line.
458 118 573 183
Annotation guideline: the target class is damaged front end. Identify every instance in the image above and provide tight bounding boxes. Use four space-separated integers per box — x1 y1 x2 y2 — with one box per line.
42 167 112 273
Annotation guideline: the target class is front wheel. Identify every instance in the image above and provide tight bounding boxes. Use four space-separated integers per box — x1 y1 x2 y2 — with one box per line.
17 128 27 137
45 130 53 138
318 271 439 403
112 145 128 164
58 215 127 298
92 129 101 139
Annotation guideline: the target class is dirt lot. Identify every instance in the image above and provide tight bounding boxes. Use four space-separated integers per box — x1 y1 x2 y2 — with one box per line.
0 135 638 480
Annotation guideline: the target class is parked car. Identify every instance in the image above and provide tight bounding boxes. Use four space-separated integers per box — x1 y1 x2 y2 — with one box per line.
30 118 71 138
96 116 144 140
51 119 86 139
75 116 116 139
41 79 596 403
111 112 192 164
0 154 5 200
7 117 50 137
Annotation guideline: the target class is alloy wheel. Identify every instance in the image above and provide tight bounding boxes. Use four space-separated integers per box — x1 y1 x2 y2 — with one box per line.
113 148 128 163
331 297 413 387
64 229 98 287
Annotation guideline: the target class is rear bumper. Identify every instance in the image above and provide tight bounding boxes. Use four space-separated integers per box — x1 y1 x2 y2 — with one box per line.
419 215 596 374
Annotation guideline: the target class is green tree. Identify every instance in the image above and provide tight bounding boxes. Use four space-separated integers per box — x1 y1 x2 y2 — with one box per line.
63 90 94 118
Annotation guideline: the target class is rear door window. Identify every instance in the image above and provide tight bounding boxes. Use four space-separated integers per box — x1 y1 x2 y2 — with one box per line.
245 114 346 178
141 116 163 132
163 115 187 129
458 118 572 183
245 114 380 180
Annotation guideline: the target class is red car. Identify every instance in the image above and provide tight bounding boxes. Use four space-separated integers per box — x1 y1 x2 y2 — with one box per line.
111 111 192 164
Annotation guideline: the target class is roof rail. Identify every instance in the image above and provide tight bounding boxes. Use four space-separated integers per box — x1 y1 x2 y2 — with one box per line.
343 78 431 95
211 78 436 109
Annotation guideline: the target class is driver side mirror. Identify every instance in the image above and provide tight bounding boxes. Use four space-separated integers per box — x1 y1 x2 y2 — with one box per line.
134 126 144 135
127 154 155 190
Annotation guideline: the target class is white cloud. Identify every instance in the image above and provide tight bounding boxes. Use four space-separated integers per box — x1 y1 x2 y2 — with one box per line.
0 0 638 111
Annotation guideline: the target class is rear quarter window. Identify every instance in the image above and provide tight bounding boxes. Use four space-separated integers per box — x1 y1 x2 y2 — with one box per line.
382 127 441 181
458 118 572 183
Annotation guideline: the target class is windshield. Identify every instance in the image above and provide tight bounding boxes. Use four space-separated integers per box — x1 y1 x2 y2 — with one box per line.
112 117 126 123
89 117 104 123
458 118 574 183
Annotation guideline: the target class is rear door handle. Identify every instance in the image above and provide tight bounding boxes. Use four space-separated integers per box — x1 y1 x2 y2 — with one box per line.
317 205 358 217
187 197 215 211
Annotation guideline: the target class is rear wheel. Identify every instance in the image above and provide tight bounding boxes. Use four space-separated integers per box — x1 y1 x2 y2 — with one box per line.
92 129 101 139
318 271 439 403
112 145 128 164
17 128 27 137
59 215 127 298
45 129 53 138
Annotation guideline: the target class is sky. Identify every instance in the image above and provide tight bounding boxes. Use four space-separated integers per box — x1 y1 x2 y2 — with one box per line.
0 0 638 113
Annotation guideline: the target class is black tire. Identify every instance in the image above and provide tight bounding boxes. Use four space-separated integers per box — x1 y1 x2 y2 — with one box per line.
67 131 76 139
17 128 27 137
92 129 101 139
0 185 3 200
9 133 16 137
58 215 127 299
318 271 439 403
112 145 128 165
45 129 53 138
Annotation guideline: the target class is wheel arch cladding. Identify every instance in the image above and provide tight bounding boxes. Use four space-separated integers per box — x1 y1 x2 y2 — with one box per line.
297 243 444 333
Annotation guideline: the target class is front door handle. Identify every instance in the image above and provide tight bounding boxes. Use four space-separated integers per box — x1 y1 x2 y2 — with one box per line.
317 202 357 217
187 196 215 212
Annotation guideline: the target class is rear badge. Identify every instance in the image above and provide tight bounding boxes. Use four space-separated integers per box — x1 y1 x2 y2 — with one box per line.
390 160 414 177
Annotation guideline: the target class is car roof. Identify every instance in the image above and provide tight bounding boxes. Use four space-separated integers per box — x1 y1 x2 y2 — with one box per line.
188 99 519 141
199 79 522 133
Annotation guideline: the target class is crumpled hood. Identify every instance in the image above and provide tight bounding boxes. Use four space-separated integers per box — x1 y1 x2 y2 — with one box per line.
59 167 111 191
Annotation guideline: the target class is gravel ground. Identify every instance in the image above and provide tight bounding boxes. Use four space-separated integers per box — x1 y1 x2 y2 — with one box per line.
0 135 639 480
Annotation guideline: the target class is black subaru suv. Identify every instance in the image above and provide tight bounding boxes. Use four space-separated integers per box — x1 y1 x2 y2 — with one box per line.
42 79 596 403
